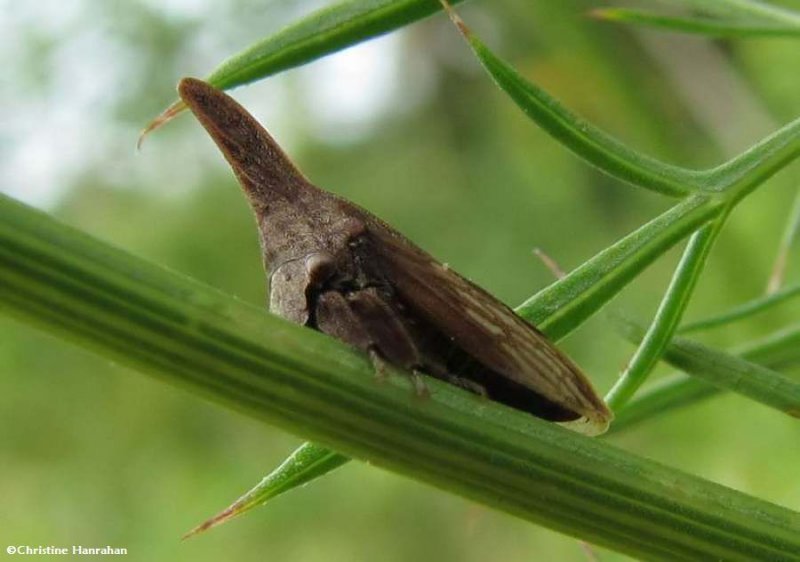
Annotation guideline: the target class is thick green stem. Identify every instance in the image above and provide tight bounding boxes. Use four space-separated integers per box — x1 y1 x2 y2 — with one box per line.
3 195 800 560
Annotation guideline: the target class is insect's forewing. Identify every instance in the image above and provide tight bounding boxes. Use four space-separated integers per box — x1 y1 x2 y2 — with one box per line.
368 225 613 435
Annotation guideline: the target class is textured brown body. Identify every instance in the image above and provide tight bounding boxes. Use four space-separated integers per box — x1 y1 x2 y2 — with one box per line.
179 78 612 435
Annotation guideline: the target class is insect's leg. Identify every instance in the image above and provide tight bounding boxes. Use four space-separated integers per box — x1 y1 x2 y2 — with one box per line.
315 288 425 381
441 375 487 397
315 290 374 352
316 289 487 401
368 348 389 383
410 370 430 398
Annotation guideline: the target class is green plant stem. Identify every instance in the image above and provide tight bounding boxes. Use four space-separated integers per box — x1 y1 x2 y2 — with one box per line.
616 318 800 417
290 320 800 506
518 194 719 340
679 283 800 334
709 117 800 200
768 186 800 292
651 0 800 23
3 195 800 561
206 0 465 91
442 2 800 200
709 0 800 25
452 20 700 197
611 323 800 432
606 214 728 410
141 0 468 137
590 8 800 38
663 339 800 417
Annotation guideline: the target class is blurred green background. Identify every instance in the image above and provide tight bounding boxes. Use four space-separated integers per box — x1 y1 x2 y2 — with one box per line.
2 1 799 560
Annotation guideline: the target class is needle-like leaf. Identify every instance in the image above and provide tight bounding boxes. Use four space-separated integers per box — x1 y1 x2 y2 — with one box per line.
611 323 800 432
616 318 800 418
440 0 800 200
140 0 466 140
679 283 800 334
590 8 800 38
184 442 348 538
767 187 800 293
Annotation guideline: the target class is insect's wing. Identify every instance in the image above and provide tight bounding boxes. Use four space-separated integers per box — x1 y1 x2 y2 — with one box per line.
369 225 612 435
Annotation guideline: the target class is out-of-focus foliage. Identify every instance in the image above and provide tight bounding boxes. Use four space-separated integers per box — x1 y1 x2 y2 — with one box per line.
1 1 798 560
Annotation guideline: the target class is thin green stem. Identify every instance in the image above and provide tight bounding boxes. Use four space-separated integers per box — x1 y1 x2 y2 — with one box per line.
712 0 800 26
205 0 465 91
440 2 800 200
662 339 800 417
518 194 720 340
611 323 800 432
679 283 800 334
708 117 800 200
590 8 800 38
768 186 800 293
141 0 468 138
656 0 800 24
606 212 729 410
449 15 700 197
615 317 800 417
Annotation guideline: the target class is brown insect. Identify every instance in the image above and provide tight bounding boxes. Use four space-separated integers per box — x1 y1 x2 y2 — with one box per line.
178 78 612 435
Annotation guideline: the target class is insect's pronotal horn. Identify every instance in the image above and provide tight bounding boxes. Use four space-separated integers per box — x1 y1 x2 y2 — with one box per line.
178 77 308 204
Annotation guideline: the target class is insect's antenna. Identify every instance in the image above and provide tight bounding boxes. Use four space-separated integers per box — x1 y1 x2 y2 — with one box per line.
178 78 309 205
